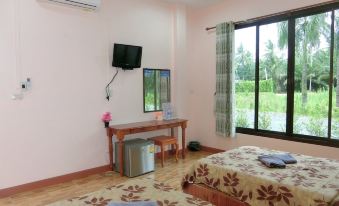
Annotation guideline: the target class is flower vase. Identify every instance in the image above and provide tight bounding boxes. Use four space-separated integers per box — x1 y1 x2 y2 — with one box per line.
104 121 109 128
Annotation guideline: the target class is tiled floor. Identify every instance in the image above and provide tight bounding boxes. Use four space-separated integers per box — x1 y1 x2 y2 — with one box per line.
0 151 211 206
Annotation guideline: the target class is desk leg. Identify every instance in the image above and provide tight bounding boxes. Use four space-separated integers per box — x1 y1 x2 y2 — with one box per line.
107 131 114 170
170 128 175 155
181 124 187 159
117 133 125 177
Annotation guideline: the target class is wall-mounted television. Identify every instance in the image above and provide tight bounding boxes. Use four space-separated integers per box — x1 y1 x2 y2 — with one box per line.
112 44 142 70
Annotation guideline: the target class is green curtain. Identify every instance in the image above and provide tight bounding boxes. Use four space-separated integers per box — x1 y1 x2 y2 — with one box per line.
215 22 235 137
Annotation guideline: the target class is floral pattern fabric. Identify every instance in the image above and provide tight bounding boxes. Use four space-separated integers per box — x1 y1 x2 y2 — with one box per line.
182 146 339 206
48 178 212 206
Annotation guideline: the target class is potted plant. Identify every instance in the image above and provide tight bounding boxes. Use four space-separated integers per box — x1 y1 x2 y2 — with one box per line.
101 112 112 128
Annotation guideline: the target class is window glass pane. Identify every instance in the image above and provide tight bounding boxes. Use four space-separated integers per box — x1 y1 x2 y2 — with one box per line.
144 69 155 111
159 70 171 107
144 69 171 112
155 71 161 110
235 27 256 128
293 12 331 137
332 10 339 139
259 21 288 132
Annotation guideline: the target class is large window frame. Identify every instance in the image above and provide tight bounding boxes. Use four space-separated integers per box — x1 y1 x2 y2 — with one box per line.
235 2 339 148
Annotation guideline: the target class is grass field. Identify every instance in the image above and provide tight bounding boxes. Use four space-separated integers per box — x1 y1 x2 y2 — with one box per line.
236 91 339 138
236 91 339 121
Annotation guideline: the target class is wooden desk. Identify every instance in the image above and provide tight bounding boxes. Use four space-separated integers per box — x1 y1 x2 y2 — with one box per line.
106 119 188 176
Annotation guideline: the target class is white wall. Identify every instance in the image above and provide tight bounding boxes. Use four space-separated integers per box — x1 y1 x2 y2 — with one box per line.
0 0 181 189
185 0 339 159
173 4 189 126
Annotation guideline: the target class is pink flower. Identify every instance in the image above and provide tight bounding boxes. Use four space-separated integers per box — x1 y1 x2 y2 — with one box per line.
101 112 112 122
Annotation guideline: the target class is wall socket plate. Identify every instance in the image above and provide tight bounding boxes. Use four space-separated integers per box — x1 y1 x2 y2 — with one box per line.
11 78 31 100
20 78 31 91
21 82 28 91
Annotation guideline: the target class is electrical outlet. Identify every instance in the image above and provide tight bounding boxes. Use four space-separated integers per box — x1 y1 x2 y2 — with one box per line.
21 82 27 91
20 78 32 91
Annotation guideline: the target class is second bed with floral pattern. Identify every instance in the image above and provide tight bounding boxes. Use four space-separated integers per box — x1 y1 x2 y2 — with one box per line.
48 178 212 206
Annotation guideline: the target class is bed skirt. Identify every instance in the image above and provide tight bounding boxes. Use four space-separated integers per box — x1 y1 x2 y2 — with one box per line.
183 183 246 206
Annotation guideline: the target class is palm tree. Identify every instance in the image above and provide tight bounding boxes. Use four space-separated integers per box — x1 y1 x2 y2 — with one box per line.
311 49 331 91
261 40 287 93
235 44 255 81
277 14 327 108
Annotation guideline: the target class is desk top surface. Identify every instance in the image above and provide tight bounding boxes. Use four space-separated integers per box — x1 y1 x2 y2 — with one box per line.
109 118 187 131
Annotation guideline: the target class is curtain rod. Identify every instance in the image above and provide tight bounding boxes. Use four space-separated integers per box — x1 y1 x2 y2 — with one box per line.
205 0 337 31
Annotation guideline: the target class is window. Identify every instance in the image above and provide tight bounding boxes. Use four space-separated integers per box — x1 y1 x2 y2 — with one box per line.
143 68 171 112
333 10 339 139
259 21 288 132
235 27 256 129
293 12 331 137
234 2 339 147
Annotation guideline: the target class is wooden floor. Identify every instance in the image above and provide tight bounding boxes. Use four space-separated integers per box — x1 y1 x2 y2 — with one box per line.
0 151 211 206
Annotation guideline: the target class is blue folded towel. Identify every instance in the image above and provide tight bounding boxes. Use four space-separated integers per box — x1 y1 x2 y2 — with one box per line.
258 155 286 168
107 201 158 206
271 153 297 164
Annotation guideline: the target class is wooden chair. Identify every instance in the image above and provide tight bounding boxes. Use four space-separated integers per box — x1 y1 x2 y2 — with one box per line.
148 135 179 167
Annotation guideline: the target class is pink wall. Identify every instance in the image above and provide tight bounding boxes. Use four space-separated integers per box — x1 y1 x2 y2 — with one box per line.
0 0 181 189
185 0 339 159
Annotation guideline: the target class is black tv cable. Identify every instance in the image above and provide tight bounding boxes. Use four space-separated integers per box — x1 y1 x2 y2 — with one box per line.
105 68 119 101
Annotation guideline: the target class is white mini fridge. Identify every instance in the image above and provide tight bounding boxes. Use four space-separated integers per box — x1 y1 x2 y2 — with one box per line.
114 138 155 177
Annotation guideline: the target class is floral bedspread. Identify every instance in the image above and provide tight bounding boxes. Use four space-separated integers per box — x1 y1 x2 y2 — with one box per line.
182 146 339 206
48 178 212 206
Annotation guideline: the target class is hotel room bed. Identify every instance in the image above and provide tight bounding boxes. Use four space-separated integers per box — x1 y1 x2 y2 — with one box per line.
48 178 212 206
182 146 339 206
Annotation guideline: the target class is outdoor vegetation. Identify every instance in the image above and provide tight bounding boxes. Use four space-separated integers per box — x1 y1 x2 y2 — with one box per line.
144 69 171 112
235 11 339 139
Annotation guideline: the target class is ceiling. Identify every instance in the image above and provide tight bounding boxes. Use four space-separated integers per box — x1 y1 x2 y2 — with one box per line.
162 0 223 7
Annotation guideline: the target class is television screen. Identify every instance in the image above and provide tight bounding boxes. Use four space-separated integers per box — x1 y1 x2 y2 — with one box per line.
112 44 142 69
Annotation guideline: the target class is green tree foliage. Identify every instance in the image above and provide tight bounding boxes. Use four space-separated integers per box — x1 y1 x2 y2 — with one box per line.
311 49 331 90
236 110 250 128
306 118 327 137
235 44 255 81
260 40 287 93
259 113 272 130
236 79 273 93
277 14 328 108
